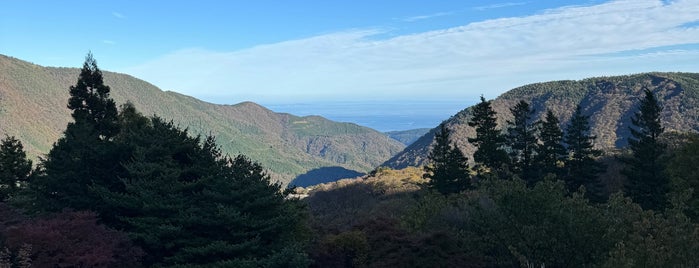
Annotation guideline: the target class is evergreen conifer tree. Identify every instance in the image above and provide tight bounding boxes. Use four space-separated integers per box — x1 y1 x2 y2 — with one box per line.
94 110 309 267
535 110 567 179
0 135 32 201
67 52 119 139
563 106 605 200
31 53 123 212
506 100 539 185
468 96 509 172
424 124 471 195
623 88 667 211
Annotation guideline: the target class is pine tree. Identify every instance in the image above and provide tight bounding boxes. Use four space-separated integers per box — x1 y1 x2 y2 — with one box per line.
563 106 605 200
0 135 32 201
468 96 509 172
535 110 567 179
424 124 471 195
31 53 123 212
506 100 539 185
623 88 667 211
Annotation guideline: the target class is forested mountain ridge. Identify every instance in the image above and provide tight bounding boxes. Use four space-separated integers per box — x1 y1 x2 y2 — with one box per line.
385 72 699 168
0 54 405 184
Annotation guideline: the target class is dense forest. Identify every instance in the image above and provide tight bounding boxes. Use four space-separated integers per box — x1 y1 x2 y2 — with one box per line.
1 55 698 267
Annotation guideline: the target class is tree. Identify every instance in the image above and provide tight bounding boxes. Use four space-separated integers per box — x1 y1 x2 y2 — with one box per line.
30 53 124 213
0 136 32 201
67 52 119 139
623 88 667 211
424 124 471 195
535 110 567 179
563 106 605 200
94 110 309 267
468 96 509 172
506 100 538 184
667 134 699 220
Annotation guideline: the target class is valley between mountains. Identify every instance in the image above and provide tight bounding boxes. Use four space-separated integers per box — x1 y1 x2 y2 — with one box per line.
2 54 699 187
0 54 404 185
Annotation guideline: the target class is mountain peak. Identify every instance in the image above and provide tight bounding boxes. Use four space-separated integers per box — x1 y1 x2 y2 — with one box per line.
384 72 699 169
0 54 405 185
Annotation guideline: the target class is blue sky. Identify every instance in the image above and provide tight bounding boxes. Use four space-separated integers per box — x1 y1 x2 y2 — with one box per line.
2 1 699 112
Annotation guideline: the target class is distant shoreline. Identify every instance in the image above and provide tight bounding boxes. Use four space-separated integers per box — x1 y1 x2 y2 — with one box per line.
264 100 473 132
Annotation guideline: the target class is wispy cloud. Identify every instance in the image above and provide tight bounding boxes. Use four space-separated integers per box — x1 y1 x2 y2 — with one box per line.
102 40 116 45
474 2 528 11
112 12 125 19
402 11 455 22
124 0 699 103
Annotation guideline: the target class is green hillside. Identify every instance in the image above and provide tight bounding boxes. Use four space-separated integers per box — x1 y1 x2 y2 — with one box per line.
385 128 431 145
385 72 699 168
0 55 405 184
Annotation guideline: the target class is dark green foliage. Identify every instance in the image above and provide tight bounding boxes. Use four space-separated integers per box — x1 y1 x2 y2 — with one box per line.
477 179 612 267
602 193 699 267
67 52 119 140
535 110 566 178
25 55 310 266
563 106 605 200
30 54 124 213
0 136 32 201
623 88 668 211
506 100 539 184
94 111 309 267
667 134 699 220
424 124 471 195
468 96 509 171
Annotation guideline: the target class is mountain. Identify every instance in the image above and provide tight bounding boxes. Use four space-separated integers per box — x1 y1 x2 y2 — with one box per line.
386 128 431 145
0 55 405 184
384 72 699 168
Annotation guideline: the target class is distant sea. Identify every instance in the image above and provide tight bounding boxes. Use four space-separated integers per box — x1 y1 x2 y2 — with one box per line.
264 100 473 132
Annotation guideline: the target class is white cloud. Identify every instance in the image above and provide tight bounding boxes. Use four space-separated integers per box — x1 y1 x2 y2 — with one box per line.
402 11 455 22
123 0 699 104
112 12 125 19
474 2 528 11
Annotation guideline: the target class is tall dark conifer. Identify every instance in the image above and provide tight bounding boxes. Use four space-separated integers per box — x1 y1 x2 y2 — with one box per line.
623 88 667 211
506 100 539 185
0 135 32 201
424 124 471 195
535 110 566 178
68 52 119 139
468 96 509 172
563 106 605 200
31 53 123 212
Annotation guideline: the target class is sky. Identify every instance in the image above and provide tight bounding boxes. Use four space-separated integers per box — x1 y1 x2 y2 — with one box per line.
2 0 699 130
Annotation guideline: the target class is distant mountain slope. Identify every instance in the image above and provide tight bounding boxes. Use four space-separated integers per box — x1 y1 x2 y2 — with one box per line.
384 72 699 168
386 128 431 145
0 55 405 184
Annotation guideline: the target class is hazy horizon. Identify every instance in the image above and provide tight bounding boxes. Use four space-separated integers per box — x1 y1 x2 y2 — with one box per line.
2 0 698 130
4 2 699 98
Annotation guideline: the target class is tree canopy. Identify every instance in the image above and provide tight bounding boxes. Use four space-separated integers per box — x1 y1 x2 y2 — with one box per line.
563 105 605 200
423 124 471 195
468 96 509 172
0 136 32 202
623 88 668 211
506 100 539 184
